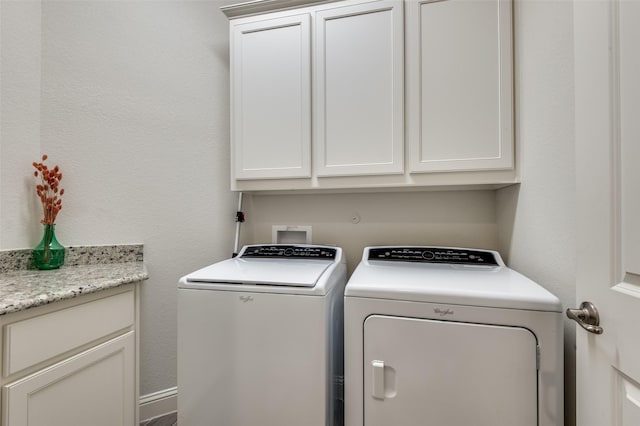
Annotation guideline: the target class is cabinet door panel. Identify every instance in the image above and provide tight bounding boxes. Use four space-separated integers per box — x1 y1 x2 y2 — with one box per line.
2 332 135 426
315 1 404 177
232 14 311 179
407 0 513 173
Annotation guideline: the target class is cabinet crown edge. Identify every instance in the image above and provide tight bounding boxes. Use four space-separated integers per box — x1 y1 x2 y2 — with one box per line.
221 0 341 18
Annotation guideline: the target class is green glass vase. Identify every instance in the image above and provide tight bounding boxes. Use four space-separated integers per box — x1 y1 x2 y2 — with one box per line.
33 224 65 270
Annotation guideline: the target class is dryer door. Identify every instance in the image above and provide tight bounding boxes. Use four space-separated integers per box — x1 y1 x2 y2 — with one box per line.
363 315 538 426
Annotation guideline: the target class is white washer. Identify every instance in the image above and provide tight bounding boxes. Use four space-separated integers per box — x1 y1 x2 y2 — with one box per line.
344 246 563 426
178 244 346 426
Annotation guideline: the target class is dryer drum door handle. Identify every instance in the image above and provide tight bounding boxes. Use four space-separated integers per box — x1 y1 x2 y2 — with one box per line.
566 301 604 335
371 360 385 399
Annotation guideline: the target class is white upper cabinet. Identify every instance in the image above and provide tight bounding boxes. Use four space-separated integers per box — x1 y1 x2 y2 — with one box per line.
314 1 404 177
406 0 513 173
225 0 516 191
231 14 312 179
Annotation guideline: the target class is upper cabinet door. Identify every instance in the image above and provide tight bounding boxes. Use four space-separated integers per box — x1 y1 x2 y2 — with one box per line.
231 14 312 180
314 1 404 177
406 0 514 173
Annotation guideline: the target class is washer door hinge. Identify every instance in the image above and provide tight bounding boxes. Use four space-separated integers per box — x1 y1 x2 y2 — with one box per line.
536 344 541 371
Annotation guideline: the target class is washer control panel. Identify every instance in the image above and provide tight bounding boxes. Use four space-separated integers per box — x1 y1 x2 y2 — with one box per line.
241 245 337 259
368 247 499 265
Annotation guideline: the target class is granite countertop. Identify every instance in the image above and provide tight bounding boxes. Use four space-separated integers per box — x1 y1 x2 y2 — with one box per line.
0 245 148 316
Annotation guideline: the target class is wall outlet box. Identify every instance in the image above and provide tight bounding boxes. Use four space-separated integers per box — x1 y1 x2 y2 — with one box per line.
272 225 312 244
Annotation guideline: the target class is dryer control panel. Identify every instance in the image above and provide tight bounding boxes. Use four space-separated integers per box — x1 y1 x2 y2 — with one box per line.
368 247 499 265
241 245 337 259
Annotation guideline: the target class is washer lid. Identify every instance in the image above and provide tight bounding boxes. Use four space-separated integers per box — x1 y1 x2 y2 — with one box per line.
185 257 334 287
345 247 561 312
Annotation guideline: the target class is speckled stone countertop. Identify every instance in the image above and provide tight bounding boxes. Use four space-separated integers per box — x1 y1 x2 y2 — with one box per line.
0 245 148 316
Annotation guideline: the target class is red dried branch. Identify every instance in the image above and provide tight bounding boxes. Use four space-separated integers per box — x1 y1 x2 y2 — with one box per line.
32 154 64 225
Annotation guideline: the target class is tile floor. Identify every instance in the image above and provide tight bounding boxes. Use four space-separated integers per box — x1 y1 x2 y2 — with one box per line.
140 412 177 426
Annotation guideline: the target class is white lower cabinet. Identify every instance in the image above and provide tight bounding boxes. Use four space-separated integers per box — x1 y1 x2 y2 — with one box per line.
3 332 135 426
0 287 138 426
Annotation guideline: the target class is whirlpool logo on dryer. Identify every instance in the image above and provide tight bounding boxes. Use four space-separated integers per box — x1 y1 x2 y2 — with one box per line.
434 308 454 317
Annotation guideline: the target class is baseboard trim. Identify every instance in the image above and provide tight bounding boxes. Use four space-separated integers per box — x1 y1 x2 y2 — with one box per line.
139 387 177 422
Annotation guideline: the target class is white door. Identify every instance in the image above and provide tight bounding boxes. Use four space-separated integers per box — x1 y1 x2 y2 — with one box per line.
363 315 538 426
574 0 640 425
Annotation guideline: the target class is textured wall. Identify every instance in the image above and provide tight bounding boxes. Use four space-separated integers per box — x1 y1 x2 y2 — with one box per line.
0 0 43 247
40 0 237 395
497 1 576 425
1 0 237 395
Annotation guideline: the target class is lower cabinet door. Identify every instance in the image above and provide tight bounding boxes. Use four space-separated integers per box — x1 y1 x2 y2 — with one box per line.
2 332 135 426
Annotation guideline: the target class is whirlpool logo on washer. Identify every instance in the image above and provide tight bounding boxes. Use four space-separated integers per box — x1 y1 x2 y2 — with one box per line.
434 307 454 316
239 295 254 303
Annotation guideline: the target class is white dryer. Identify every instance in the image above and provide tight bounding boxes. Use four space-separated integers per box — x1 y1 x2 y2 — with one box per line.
344 246 563 426
178 245 346 426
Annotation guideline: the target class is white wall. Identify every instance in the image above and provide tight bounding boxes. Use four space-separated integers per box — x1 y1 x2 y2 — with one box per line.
244 191 499 274
0 0 43 247
1 0 237 396
497 1 576 425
